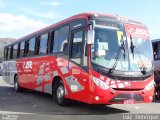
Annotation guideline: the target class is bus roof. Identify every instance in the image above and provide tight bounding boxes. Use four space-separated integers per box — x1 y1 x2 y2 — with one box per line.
152 39 160 43
6 12 145 46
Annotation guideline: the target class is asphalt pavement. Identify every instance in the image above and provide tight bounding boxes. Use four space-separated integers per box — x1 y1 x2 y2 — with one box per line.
0 76 160 120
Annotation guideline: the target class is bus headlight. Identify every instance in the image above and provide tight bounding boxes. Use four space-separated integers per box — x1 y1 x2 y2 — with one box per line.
144 80 155 91
92 76 109 90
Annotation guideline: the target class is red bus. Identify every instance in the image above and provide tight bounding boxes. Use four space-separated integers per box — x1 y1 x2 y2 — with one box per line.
3 13 154 105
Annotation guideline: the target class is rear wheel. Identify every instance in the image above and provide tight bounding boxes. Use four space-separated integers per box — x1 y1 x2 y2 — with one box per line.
14 75 21 92
55 80 69 106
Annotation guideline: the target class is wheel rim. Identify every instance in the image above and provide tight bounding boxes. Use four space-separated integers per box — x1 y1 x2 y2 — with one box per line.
14 77 18 91
14 80 18 91
56 85 65 104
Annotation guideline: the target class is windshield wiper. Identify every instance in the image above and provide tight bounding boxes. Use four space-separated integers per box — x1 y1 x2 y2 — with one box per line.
130 35 147 75
130 35 135 59
108 35 126 73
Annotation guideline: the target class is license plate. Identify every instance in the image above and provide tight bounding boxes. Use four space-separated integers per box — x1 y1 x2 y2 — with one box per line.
123 99 135 104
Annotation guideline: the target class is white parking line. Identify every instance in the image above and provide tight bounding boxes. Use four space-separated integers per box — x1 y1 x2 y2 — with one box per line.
0 111 33 115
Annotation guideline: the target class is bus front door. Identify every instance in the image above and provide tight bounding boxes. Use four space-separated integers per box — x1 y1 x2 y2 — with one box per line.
68 28 89 102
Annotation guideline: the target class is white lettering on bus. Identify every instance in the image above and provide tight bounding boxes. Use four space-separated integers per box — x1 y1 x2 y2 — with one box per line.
24 61 32 69
128 26 149 37
134 28 149 36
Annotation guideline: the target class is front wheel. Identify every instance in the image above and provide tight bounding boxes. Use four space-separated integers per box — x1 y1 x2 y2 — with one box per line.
55 80 69 106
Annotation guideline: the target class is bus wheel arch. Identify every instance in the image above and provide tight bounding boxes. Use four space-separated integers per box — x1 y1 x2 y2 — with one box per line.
52 76 69 106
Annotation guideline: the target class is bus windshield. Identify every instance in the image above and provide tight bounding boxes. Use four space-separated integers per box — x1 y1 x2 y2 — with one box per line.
91 26 153 73
129 37 153 72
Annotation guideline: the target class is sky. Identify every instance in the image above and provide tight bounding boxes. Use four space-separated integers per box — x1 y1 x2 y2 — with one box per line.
0 0 160 40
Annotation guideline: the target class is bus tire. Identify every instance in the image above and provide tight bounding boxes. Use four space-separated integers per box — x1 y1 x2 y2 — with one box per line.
55 80 69 106
14 75 21 92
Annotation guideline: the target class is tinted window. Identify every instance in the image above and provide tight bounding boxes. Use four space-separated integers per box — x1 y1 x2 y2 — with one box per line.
10 46 13 59
13 44 18 59
4 48 8 60
52 26 69 53
39 34 48 55
7 47 11 60
153 42 160 60
70 30 83 65
19 42 25 57
28 38 36 56
71 31 83 58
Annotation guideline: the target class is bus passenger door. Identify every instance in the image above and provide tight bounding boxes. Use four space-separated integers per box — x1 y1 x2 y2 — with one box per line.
68 28 89 102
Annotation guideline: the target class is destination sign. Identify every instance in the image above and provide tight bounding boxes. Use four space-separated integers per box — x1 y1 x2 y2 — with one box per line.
95 21 121 29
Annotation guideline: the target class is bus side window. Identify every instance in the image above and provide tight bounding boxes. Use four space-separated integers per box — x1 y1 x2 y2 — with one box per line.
70 30 83 65
153 44 157 60
153 42 160 60
52 26 69 53
157 42 160 60
8 47 11 60
28 38 36 56
39 33 48 55
4 48 6 60
4 47 8 60
10 46 13 59
13 44 18 59
19 42 25 58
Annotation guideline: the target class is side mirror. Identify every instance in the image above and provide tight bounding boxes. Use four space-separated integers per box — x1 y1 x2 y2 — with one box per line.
87 30 95 44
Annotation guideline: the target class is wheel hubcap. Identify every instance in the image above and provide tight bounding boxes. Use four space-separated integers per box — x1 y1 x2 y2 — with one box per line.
56 85 64 103
14 81 18 91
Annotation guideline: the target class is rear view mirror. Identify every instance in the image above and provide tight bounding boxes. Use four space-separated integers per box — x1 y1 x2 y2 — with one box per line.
87 30 95 44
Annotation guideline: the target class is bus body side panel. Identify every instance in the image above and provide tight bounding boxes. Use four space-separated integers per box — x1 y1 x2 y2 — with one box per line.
17 56 56 93
2 60 17 85
16 56 91 103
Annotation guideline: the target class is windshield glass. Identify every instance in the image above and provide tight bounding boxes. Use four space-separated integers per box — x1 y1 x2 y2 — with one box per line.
91 21 153 72
129 37 153 71
91 27 130 71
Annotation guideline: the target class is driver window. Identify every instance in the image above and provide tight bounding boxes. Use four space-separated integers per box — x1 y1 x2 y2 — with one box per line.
70 30 83 65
